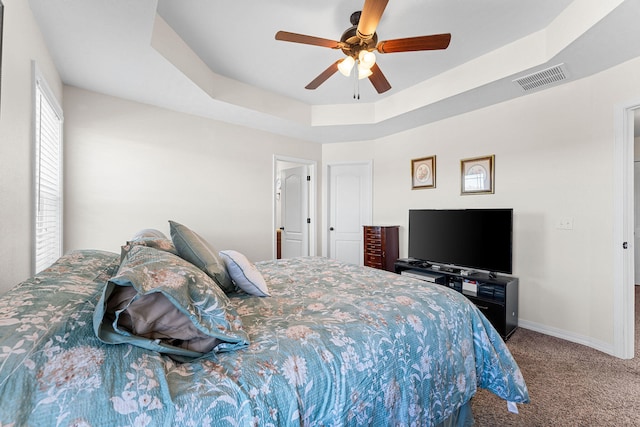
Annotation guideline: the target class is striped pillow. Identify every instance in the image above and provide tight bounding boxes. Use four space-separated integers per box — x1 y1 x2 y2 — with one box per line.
219 250 270 297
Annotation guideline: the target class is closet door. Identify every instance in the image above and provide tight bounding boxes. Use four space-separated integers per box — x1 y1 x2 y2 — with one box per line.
327 162 372 265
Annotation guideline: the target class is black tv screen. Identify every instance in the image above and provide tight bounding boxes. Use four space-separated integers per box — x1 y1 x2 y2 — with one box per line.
408 209 513 274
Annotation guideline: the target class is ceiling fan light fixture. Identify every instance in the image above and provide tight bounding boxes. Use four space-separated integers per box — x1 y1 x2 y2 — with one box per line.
358 50 376 69
338 56 355 76
357 63 373 79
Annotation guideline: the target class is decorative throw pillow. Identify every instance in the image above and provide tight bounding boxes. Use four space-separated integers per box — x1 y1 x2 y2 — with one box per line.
94 245 249 359
169 220 234 293
219 250 270 297
131 228 168 240
120 236 178 261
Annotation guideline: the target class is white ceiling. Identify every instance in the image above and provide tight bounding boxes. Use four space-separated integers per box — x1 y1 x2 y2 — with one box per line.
27 0 640 142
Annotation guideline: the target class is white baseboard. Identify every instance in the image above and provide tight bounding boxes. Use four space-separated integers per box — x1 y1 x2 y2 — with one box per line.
517 319 616 357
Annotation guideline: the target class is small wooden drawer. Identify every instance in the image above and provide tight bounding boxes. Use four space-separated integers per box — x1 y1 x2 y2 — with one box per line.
364 228 381 238
365 254 382 267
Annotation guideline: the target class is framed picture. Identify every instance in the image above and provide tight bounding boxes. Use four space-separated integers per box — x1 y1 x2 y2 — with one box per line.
411 156 436 189
461 155 494 194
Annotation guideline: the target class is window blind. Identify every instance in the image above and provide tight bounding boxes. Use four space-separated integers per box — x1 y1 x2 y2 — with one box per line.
34 73 63 274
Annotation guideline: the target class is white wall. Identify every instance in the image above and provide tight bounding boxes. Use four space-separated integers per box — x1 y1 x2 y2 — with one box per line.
63 86 322 263
324 56 640 354
0 0 62 294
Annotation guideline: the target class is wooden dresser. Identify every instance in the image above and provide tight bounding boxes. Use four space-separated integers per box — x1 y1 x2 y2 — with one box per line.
363 226 399 272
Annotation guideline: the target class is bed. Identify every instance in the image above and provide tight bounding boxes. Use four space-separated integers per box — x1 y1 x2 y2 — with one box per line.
0 224 529 426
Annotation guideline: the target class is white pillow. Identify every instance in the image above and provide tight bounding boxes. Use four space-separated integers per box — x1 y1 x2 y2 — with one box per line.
219 250 270 297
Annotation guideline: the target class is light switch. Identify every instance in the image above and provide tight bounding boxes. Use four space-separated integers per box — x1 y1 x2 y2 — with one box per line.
557 217 574 230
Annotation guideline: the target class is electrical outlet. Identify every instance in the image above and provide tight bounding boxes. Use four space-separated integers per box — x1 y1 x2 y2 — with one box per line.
557 217 574 230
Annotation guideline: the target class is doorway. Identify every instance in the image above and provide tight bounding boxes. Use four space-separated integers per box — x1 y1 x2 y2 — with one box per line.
615 103 639 359
280 165 309 259
273 155 317 260
635 158 640 285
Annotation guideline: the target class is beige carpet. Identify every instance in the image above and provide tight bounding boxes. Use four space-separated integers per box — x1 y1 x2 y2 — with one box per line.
471 286 640 426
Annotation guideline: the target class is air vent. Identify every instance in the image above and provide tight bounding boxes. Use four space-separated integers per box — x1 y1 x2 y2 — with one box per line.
512 63 569 92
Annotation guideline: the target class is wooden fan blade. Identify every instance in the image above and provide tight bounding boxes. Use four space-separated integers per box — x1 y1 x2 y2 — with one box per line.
377 33 451 54
275 31 341 49
305 60 341 90
357 0 389 40
368 63 391 94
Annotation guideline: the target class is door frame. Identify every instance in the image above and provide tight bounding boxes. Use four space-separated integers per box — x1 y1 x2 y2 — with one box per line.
273 155 317 259
322 160 373 259
613 100 639 359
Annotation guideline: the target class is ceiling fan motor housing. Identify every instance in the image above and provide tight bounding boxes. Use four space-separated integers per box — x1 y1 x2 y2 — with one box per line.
340 25 378 58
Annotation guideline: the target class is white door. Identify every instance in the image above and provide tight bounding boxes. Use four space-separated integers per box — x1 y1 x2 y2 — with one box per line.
327 162 372 265
281 165 309 258
634 161 640 284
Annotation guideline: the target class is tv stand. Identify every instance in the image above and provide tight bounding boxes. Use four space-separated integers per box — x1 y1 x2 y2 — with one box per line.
395 259 519 340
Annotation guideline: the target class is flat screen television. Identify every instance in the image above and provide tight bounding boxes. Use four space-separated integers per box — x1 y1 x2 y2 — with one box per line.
408 208 513 274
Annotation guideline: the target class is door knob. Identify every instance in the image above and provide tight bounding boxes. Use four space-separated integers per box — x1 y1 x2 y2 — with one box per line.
329 227 334 231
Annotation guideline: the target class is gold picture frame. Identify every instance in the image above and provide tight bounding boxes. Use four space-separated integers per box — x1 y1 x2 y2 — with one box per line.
411 156 436 189
461 155 495 194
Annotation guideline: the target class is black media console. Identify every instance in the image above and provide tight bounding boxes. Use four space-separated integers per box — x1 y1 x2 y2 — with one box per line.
394 259 519 340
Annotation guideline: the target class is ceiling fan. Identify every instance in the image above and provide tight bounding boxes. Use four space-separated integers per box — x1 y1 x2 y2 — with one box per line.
275 0 451 95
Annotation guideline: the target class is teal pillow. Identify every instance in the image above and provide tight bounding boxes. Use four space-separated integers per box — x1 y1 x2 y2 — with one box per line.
94 245 249 359
169 220 234 293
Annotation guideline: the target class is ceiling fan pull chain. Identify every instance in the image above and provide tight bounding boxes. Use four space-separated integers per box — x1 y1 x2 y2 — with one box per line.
353 64 357 99
353 61 361 100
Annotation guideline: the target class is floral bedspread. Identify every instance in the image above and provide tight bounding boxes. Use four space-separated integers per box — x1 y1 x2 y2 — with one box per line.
0 251 528 426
